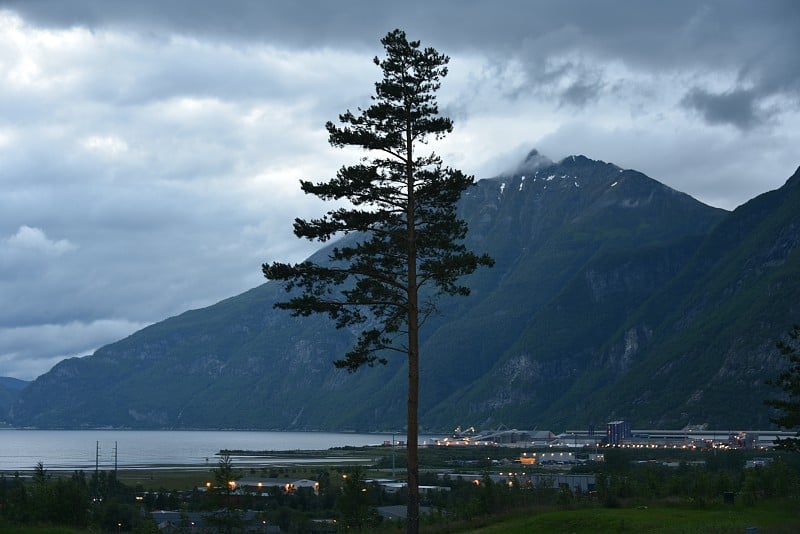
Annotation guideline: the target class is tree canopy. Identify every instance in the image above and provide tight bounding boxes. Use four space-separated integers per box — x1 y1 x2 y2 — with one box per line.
263 29 492 533
766 323 800 449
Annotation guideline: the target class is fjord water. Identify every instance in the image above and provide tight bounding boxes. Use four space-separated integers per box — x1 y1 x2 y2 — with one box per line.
0 430 409 471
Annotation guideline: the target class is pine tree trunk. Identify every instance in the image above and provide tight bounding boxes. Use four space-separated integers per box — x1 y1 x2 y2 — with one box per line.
407 315 420 534
405 118 420 534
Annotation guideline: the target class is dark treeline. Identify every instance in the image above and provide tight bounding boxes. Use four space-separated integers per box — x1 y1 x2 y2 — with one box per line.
0 462 153 532
588 449 800 508
1 450 799 532
411 451 800 531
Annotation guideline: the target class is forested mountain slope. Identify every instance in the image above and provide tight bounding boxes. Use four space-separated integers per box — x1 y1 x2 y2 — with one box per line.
10 152 799 431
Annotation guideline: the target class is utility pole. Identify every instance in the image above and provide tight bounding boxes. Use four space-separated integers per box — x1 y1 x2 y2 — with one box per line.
93 440 100 503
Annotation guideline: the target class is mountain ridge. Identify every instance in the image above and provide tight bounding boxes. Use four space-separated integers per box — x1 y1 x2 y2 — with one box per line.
8 154 798 432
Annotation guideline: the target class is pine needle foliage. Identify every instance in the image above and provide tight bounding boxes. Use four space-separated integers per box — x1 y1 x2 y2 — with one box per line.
766 324 800 450
263 29 492 533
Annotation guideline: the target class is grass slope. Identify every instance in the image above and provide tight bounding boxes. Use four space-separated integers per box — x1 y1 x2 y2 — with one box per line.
464 502 800 533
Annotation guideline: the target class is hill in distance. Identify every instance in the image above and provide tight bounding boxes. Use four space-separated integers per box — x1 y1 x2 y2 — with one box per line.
9 151 800 432
0 377 29 423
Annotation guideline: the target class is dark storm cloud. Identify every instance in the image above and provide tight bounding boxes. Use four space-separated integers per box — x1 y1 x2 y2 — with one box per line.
7 0 799 123
560 75 605 108
7 3 796 73
681 88 764 130
0 0 798 379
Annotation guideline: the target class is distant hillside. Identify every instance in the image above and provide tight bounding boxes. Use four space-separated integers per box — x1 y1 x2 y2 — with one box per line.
0 377 28 391
9 152 799 431
0 377 29 422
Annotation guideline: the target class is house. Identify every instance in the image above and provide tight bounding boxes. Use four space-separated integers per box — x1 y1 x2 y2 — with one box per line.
236 477 320 495
518 451 577 465
377 505 433 520
151 510 278 533
745 457 774 469
151 510 204 531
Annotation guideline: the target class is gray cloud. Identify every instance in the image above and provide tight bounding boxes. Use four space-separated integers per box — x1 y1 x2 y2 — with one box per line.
681 88 764 130
0 318 147 380
0 1 798 380
7 1 799 117
560 75 605 108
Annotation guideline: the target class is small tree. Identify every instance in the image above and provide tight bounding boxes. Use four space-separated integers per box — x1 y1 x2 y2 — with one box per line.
29 462 50 522
264 29 492 533
337 467 373 530
208 454 242 533
32 461 48 488
765 323 800 450
213 454 239 492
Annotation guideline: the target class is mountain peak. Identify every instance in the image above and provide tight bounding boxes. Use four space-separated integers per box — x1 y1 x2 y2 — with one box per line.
556 153 619 171
512 149 553 174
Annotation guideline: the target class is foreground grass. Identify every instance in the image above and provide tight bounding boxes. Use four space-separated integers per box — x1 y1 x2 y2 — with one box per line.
463 501 800 533
6 502 800 533
1 528 88 534
115 468 211 491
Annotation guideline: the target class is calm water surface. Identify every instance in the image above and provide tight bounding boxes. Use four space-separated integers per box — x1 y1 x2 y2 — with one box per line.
0 430 416 471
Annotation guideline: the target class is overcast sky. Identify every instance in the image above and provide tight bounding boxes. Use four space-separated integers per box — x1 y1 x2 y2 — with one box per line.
1 1 798 380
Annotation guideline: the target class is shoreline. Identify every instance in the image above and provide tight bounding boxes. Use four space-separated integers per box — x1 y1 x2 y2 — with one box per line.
0 448 381 474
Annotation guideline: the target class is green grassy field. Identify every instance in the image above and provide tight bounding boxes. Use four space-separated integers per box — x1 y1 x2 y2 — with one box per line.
462 502 800 533
5 495 800 533
2 529 89 534
114 468 211 491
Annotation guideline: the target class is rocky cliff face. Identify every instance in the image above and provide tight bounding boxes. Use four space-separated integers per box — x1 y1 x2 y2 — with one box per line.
9 153 800 431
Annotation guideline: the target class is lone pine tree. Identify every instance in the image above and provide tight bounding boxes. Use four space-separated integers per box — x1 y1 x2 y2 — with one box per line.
263 29 492 532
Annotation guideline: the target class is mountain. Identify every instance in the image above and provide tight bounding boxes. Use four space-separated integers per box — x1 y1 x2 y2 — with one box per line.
9 152 799 431
0 377 29 422
429 160 800 430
